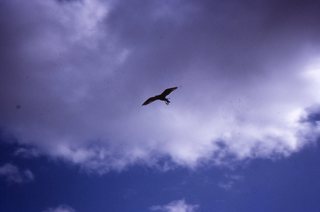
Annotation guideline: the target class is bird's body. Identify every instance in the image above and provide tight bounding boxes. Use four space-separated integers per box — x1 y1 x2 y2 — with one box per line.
142 87 178 106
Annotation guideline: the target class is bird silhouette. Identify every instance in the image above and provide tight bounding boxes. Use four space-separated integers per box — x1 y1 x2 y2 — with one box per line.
142 87 178 106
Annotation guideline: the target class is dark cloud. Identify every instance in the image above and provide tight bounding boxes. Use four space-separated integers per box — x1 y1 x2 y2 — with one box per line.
0 163 34 184
302 105 320 126
0 0 320 171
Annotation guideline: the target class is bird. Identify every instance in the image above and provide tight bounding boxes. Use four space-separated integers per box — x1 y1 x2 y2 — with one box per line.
142 87 178 106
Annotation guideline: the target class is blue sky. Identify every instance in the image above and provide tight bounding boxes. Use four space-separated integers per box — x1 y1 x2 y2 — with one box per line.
1 139 320 212
1 0 320 211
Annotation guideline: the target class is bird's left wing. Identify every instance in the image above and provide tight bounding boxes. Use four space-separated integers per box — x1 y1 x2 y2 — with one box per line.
142 96 159 106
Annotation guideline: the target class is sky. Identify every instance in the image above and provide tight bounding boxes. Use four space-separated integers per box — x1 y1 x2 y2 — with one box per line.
0 0 320 211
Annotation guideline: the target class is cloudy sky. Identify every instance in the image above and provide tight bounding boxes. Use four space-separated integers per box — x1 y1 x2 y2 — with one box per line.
1 0 320 211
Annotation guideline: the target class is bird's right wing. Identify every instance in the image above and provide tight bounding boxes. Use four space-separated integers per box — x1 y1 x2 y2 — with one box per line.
142 96 158 106
160 86 178 97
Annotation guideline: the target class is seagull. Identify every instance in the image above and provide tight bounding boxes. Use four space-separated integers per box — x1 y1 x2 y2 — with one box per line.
142 87 178 106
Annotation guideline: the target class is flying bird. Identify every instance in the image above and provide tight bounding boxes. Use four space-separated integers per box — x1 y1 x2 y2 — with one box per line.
142 87 178 106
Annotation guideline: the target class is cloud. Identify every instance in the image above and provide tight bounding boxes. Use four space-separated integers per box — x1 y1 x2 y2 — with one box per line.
301 105 320 126
42 205 75 212
0 163 34 184
218 174 243 190
14 147 40 158
150 199 198 212
299 105 320 142
0 0 320 172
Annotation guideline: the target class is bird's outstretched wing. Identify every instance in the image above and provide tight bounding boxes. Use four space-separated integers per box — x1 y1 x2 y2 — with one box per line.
142 96 159 106
160 87 178 97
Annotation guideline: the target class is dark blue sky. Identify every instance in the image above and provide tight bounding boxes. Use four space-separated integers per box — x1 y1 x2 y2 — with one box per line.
1 0 320 211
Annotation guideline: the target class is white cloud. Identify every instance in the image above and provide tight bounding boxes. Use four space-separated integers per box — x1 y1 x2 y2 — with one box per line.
0 163 34 184
37 0 109 48
42 205 75 212
150 199 199 212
